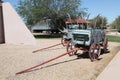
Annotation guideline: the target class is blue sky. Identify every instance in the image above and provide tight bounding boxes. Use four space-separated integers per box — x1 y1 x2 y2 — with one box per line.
81 0 120 24
3 0 120 24
3 0 18 8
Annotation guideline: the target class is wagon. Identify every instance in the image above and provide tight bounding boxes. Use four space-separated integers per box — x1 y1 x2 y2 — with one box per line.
66 28 108 61
62 18 108 61
61 18 90 46
61 24 79 46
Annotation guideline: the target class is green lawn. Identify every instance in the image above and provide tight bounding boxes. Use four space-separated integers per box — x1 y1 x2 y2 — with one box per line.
34 34 62 38
34 34 120 42
106 35 120 42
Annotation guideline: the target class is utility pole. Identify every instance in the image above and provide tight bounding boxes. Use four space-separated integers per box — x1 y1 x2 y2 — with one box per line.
0 0 5 43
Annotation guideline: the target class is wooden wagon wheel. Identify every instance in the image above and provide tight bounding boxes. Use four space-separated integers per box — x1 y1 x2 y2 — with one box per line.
89 42 101 62
66 42 77 56
102 37 108 52
61 38 67 46
61 37 71 47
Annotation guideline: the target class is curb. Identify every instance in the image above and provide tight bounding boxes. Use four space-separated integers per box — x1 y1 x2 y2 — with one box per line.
96 51 120 80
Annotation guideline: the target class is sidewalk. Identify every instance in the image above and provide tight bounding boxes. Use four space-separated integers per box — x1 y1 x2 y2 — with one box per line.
96 51 120 80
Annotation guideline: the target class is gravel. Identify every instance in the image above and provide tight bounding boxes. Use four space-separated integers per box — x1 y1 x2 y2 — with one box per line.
0 38 120 80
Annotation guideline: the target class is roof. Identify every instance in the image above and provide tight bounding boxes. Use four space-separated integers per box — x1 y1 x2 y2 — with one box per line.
66 18 90 24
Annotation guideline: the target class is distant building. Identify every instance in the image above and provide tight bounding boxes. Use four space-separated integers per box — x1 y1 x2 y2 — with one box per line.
31 19 58 33
31 18 90 33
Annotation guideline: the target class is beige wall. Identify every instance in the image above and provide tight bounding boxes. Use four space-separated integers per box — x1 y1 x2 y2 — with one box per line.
2 2 36 45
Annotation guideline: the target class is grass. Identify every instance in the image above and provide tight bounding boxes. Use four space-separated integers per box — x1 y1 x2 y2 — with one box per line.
34 34 62 39
107 35 120 42
34 33 120 42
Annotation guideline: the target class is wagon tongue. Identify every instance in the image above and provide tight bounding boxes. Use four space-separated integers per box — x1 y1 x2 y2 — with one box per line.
16 48 79 75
